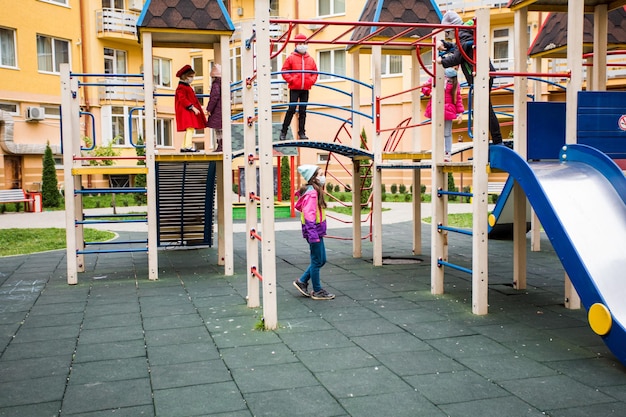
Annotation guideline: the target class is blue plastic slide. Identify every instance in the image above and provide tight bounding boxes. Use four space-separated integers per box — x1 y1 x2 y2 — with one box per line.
490 144 626 366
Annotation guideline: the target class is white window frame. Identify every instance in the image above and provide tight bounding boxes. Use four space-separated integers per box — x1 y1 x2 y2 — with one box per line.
317 153 329 164
0 102 19 115
0 27 17 68
104 47 127 75
317 0 345 17
155 118 173 148
43 105 61 119
101 105 143 148
492 27 512 72
102 0 124 9
37 35 70 74
41 0 69 6
191 56 203 79
318 49 346 81
153 56 172 88
381 55 403 77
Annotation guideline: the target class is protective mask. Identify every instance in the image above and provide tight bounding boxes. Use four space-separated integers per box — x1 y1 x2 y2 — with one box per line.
296 45 308 54
317 175 326 186
186 77 195 84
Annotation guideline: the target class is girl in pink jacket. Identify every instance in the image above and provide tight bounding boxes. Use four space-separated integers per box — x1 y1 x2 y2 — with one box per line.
292 165 335 300
423 67 464 161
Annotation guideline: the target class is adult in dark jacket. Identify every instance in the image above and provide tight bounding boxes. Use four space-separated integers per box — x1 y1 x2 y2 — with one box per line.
280 33 318 140
174 64 206 152
436 11 503 145
206 64 223 152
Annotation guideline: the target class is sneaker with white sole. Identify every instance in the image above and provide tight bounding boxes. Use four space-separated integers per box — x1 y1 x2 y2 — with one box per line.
310 288 335 300
444 152 451 162
293 280 310 297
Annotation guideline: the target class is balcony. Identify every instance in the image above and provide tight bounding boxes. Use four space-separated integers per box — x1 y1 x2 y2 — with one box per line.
98 77 145 103
96 9 140 42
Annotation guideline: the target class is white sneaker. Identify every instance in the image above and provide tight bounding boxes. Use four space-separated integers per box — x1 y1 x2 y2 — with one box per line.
444 152 451 162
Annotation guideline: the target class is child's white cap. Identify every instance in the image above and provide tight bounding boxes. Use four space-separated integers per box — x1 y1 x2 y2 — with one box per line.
297 165 318 182
444 67 458 78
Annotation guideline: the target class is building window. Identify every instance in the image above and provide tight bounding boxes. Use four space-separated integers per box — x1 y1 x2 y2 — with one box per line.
230 46 242 83
318 49 346 80
43 0 69 5
101 0 124 9
192 56 203 78
0 102 18 115
37 35 70 73
102 105 142 147
0 27 17 68
492 28 511 71
153 57 171 87
155 118 172 147
104 47 127 74
318 0 344 16
317 153 329 163
381 55 402 76
43 105 61 118
270 0 279 16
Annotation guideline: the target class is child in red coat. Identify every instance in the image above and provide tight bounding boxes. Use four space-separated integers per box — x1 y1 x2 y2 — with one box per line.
423 67 464 162
174 65 206 152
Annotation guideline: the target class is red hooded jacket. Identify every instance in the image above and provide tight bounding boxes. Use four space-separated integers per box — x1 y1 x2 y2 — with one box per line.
281 51 318 91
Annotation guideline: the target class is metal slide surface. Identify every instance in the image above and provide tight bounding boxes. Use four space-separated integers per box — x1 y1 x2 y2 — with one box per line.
490 144 626 365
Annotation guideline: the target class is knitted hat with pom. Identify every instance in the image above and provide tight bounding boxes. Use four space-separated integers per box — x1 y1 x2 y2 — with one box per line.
441 11 463 26
297 165 318 182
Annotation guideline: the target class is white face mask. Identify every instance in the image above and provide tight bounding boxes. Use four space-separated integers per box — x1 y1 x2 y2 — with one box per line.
296 45 308 54
185 76 194 84
317 175 326 186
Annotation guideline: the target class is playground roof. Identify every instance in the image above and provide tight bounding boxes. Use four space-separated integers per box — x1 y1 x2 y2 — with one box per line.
348 0 443 52
136 0 235 48
508 0 626 12
527 7 626 58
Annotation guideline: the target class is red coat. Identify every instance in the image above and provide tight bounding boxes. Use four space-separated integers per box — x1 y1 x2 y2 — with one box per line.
174 81 206 131
281 51 318 91
423 78 464 121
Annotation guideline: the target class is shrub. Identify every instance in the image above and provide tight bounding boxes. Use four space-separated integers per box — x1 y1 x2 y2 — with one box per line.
381 193 387 202
390 184 397 194
133 137 147 205
42 142 61 208
381 183 386 194
404 193 411 202
399 184 406 194
280 156 290 201
447 173 458 202
334 184 340 193
344 185 352 192
326 183 334 193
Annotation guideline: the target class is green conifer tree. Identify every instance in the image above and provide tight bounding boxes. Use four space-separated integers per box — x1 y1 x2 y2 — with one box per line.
280 156 290 201
42 142 60 208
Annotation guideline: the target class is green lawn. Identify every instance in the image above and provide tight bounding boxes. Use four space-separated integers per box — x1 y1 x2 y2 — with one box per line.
0 228 115 257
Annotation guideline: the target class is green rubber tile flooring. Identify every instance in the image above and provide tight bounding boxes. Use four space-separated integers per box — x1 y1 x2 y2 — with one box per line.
1 220 625 416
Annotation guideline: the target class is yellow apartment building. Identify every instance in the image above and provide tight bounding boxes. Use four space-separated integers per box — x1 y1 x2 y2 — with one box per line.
2 0 590 198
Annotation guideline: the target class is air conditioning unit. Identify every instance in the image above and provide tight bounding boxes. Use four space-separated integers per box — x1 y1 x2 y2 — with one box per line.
26 107 45 121
128 0 143 12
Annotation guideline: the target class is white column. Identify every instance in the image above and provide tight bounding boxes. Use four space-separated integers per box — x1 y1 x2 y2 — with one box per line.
371 45 383 266
592 5 608 91
512 7 528 290
471 8 490 315
61 64 79 284
564 0 584 310
220 35 234 275
411 52 422 254
255 0 278 329
430 30 445 295
242 22 260 308
142 32 158 281
351 51 362 258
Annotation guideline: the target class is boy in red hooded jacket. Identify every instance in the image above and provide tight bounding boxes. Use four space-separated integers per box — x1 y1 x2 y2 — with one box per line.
279 34 318 140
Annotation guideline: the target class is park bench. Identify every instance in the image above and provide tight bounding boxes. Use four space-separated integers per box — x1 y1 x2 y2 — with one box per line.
0 189 34 212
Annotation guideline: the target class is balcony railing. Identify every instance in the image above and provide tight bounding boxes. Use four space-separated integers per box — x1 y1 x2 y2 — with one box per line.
96 9 140 37
437 1 509 11
98 77 145 102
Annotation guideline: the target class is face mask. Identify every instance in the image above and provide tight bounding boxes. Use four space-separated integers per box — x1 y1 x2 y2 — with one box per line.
186 77 195 84
317 175 326 186
296 45 308 54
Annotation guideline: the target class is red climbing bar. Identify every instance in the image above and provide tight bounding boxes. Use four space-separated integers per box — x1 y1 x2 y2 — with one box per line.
250 266 263 281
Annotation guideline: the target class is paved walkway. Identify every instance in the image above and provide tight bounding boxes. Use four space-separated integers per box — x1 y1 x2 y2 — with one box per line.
1 204 625 416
